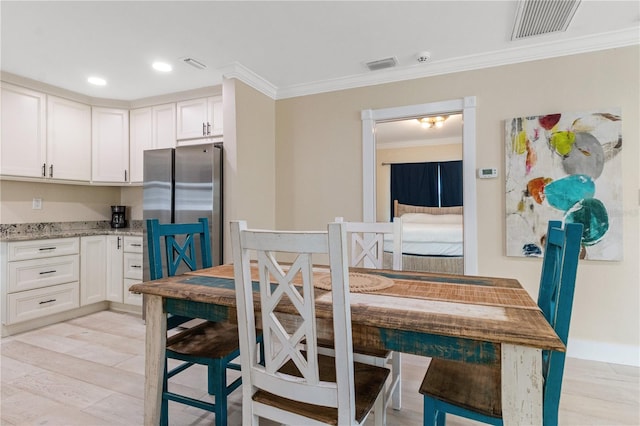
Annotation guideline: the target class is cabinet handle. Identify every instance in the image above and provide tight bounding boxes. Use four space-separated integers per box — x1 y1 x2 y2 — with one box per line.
124 170 127 181
39 247 56 251
117 237 121 249
49 164 53 178
131 265 142 269
42 163 46 177
202 122 206 136
39 270 56 275
131 243 142 247
39 299 56 305
207 122 211 135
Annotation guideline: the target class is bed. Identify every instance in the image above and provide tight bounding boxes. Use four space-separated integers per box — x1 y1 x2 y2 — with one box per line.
383 200 464 274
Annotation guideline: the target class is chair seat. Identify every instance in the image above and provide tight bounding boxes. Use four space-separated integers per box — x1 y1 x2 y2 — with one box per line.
253 354 390 425
166 321 240 359
419 358 502 419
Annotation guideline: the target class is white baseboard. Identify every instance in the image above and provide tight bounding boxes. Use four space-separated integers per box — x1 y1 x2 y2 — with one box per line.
568 338 640 367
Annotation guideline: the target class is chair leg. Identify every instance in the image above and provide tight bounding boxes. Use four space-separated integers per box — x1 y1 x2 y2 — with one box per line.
374 391 386 426
210 359 227 426
423 396 437 426
161 361 169 426
391 351 402 410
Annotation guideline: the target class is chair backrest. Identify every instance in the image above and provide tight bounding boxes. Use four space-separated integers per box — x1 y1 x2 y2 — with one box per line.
230 220 358 424
147 217 212 280
335 217 403 270
537 220 583 424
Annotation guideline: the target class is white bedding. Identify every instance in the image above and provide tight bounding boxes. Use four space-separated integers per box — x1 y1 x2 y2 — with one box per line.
384 216 464 257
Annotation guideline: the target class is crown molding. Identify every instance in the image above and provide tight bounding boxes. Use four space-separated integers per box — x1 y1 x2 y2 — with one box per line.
218 62 278 99
274 26 640 100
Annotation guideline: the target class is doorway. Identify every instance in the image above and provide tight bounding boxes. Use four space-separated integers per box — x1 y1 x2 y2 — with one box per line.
361 97 478 274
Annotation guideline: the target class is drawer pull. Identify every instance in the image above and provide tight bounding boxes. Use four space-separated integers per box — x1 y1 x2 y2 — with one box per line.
39 247 56 251
131 265 142 268
39 270 57 275
39 299 57 305
131 243 142 247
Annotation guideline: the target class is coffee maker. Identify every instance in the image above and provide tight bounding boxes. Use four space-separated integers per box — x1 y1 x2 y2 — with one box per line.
110 205 127 229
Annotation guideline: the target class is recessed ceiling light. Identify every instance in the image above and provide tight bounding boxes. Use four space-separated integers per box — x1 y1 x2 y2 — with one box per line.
88 76 106 86
152 61 172 72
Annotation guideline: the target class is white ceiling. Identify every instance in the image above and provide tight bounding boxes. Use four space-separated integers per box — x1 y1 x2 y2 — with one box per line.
2 0 638 105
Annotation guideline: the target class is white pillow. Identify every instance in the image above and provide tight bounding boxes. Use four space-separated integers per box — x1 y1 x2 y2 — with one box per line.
401 213 462 225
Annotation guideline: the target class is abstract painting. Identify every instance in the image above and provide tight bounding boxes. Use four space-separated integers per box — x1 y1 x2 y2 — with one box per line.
505 108 622 260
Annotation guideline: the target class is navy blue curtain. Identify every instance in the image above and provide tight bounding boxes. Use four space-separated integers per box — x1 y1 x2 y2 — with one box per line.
439 160 463 207
390 163 439 218
390 161 463 217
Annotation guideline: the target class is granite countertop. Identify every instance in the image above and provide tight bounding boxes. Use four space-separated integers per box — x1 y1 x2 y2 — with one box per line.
0 220 143 242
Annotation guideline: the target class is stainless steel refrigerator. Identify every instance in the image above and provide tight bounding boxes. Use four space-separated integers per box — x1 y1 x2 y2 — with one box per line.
143 143 222 281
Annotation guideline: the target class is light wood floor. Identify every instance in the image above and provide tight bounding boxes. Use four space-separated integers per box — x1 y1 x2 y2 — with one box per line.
1 310 638 425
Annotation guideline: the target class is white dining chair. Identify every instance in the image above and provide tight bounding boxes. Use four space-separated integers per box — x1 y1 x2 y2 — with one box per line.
333 216 403 411
230 220 389 426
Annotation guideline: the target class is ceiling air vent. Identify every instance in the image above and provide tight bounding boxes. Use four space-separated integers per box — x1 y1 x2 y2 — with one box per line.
365 56 398 71
511 0 581 40
182 57 207 70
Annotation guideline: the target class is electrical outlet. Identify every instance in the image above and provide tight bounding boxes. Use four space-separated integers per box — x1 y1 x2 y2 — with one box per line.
32 198 42 209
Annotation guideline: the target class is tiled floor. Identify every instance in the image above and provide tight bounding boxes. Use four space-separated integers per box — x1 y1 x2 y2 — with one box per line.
1 310 638 425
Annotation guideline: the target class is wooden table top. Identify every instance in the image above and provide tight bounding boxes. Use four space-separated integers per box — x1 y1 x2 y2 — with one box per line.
130 264 565 352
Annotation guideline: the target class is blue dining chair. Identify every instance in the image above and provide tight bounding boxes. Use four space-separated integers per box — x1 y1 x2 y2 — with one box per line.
419 220 583 426
147 217 241 426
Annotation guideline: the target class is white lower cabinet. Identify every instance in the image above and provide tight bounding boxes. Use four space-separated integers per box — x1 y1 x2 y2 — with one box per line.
80 236 107 306
123 236 143 306
106 236 124 302
104 235 142 306
1 234 143 327
1 238 80 325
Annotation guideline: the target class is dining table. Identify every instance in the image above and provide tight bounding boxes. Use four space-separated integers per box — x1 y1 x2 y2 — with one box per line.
130 263 564 426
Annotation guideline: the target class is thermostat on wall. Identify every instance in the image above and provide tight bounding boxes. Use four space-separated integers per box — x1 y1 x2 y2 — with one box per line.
477 168 498 179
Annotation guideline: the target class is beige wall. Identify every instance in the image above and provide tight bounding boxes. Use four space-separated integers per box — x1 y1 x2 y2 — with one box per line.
222 78 276 262
376 143 463 221
275 46 639 364
0 181 121 223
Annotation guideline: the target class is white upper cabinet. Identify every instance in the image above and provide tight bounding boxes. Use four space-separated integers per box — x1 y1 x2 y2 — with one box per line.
176 96 222 141
47 96 91 181
0 83 46 178
153 103 177 149
129 103 175 183
92 107 130 183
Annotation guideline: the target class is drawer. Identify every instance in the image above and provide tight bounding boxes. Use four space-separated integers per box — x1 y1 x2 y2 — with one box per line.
123 236 143 253
123 252 143 280
8 238 79 261
124 278 143 306
6 282 80 324
8 255 79 293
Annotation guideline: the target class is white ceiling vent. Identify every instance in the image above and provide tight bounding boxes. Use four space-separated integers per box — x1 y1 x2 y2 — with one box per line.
511 0 581 40
365 56 398 71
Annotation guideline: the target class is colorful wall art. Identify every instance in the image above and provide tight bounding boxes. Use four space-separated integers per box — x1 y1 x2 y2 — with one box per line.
505 109 622 260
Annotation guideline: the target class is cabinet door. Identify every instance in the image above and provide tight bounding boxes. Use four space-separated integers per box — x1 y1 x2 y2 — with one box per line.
129 107 153 184
92 107 129 183
47 96 91 181
106 235 124 302
208 96 223 137
0 83 46 178
80 236 106 305
176 98 208 140
153 103 176 149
